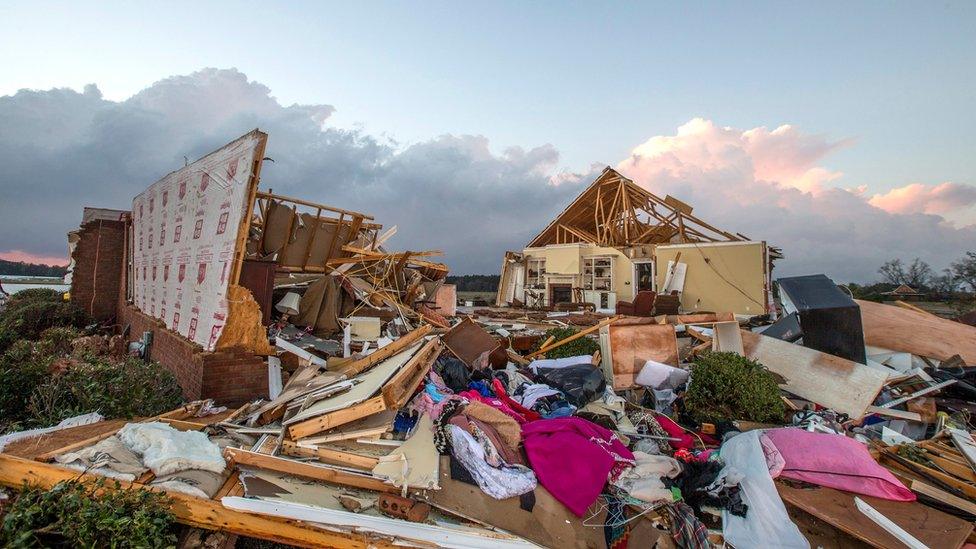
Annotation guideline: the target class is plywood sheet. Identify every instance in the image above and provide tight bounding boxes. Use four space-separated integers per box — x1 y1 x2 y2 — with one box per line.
858 299 976 364
442 317 501 368
778 483 972 549
741 330 887 417
607 323 678 389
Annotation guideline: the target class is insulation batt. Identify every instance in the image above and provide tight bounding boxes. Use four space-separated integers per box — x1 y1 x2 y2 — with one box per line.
118 421 225 476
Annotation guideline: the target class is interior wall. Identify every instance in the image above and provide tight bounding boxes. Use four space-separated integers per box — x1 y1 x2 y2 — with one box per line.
654 241 768 316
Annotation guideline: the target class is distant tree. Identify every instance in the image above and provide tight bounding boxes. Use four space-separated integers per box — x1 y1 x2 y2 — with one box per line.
932 269 961 295
877 258 931 289
878 259 906 286
952 251 976 292
904 258 933 290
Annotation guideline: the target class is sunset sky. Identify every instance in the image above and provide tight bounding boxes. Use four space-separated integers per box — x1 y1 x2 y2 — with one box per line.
1 1 973 280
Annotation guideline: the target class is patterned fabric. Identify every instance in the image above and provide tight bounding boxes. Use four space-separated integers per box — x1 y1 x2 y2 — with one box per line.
604 495 630 549
448 424 537 499
665 501 710 549
433 398 468 454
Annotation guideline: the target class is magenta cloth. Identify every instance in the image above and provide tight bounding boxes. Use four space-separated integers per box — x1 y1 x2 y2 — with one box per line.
765 428 915 501
521 417 635 516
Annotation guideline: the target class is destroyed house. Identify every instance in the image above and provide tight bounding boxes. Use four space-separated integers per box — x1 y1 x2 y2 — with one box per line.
496 167 779 315
68 129 450 405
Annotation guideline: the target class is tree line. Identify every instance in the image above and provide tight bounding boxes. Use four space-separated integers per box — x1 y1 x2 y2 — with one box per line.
0 259 68 278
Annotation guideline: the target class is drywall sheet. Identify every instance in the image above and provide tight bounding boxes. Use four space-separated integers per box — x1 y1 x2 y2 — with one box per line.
741 330 887 417
857 299 976 364
131 130 266 351
655 241 768 316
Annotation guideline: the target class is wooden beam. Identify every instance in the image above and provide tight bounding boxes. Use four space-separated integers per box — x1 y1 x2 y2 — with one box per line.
254 190 374 221
224 447 396 494
337 325 432 377
280 439 380 470
0 454 392 549
230 133 268 286
527 316 621 359
288 397 388 440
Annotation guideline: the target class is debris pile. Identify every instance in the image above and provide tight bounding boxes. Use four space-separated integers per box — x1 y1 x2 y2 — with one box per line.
3 130 976 548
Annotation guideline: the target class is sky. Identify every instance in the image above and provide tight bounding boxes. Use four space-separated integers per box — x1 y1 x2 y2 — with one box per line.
0 1 974 281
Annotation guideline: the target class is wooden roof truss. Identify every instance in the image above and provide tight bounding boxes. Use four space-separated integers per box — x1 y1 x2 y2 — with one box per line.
527 167 745 248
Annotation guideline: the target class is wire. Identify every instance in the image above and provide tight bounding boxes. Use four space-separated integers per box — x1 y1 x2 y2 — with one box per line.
688 240 766 309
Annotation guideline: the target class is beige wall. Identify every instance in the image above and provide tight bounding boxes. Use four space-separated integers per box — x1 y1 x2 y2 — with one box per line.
522 244 637 304
654 241 768 316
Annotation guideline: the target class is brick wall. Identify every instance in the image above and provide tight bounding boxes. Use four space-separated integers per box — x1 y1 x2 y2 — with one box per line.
70 219 126 322
117 303 268 407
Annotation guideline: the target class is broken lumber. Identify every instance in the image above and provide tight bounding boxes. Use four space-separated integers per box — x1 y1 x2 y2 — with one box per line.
0 453 393 549
527 315 620 359
741 329 887 417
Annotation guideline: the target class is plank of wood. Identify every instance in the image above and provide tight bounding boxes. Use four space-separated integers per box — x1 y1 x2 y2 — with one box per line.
0 453 392 549
909 479 976 517
288 396 387 440
280 440 380 470
778 483 972 549
338 325 432 377
527 316 620 359
741 330 888 418
853 496 929 549
381 337 441 408
880 380 956 409
224 448 396 494
948 429 976 473
865 406 923 422
857 299 976 364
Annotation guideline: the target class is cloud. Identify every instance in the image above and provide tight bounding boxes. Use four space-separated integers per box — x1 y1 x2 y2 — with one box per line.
0 68 586 275
1 68 973 282
868 182 976 215
618 119 976 282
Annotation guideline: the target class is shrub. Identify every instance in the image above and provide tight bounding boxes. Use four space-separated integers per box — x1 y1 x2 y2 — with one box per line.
27 357 184 426
0 341 52 432
534 327 601 359
683 351 785 424
36 326 83 357
0 478 177 548
0 290 89 353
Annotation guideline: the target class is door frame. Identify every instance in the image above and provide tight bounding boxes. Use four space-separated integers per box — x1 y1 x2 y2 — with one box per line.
632 259 656 292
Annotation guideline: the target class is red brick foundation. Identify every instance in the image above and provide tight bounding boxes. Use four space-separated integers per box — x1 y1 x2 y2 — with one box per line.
116 304 268 407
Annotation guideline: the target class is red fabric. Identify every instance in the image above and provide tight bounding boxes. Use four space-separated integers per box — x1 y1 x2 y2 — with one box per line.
522 417 634 516
654 414 720 449
491 378 542 421
766 428 915 501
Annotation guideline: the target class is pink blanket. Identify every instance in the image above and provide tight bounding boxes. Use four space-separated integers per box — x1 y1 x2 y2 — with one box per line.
765 428 915 501
522 417 635 516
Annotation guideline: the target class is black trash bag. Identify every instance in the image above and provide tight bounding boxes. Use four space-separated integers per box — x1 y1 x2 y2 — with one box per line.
435 356 471 393
535 364 606 407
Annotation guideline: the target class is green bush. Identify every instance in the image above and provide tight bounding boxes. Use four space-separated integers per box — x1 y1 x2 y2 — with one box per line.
0 341 52 432
0 478 177 548
36 327 83 357
684 351 785 424
0 289 89 353
27 357 184 426
534 327 601 359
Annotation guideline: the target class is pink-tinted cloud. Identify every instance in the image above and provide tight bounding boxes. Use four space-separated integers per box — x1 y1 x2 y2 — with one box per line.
617 119 976 282
868 182 976 215
0 250 68 266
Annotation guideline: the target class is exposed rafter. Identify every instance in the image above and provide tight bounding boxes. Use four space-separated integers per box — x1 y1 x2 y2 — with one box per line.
526 167 745 248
